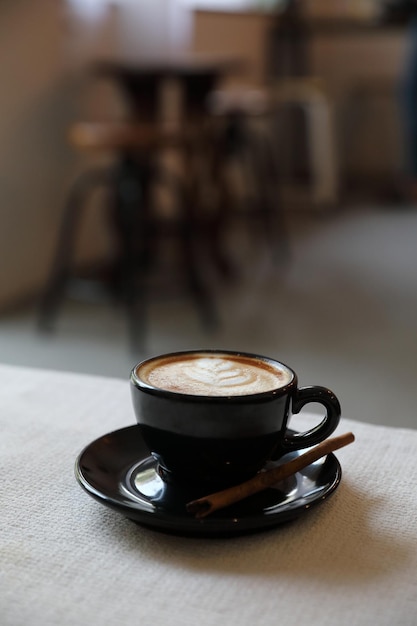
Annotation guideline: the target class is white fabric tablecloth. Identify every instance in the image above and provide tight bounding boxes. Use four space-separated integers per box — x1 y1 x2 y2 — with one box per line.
1 363 416 626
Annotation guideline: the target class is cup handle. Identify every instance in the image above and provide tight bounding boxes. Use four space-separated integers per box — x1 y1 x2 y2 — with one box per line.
281 386 341 453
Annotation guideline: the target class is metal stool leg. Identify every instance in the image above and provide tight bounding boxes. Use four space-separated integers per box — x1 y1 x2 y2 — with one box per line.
112 154 151 355
220 112 290 265
248 120 290 263
37 168 112 332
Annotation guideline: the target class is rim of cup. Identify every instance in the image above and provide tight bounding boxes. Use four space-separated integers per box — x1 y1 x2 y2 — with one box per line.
130 349 297 402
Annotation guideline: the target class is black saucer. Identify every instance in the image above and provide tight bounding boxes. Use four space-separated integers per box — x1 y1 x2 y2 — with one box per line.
75 425 342 537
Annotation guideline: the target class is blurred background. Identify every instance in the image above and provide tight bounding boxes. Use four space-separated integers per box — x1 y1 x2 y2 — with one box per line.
1 0 417 429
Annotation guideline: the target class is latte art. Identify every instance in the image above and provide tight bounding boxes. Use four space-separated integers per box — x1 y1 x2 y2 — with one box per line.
137 352 293 396
182 358 259 390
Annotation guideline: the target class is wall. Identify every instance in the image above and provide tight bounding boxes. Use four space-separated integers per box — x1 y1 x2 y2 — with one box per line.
192 10 273 87
310 27 406 180
0 0 74 309
0 0 119 310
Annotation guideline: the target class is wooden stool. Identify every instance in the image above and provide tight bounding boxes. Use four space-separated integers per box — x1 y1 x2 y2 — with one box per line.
212 78 339 209
37 122 217 353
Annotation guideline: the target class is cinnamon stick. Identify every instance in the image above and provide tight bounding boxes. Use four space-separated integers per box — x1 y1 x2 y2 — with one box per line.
186 432 355 519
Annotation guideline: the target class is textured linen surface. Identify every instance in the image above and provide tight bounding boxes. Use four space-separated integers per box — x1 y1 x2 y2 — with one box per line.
1 363 416 626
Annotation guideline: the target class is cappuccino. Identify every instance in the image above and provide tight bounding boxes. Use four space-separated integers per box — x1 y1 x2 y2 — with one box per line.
136 352 293 396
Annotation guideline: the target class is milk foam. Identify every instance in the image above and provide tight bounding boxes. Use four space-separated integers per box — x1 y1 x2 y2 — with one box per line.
138 353 292 396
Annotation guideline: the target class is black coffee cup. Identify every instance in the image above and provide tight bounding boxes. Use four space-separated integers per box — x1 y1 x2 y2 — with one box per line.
130 350 341 490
